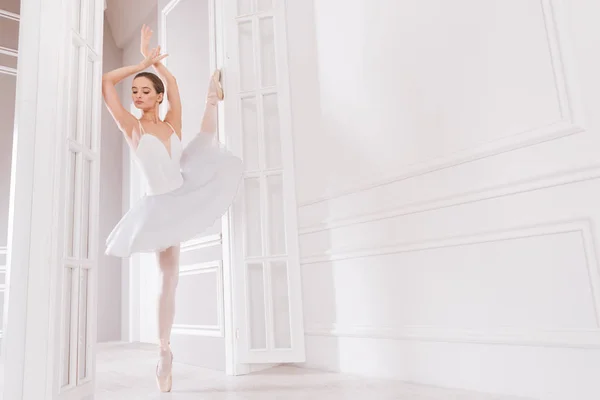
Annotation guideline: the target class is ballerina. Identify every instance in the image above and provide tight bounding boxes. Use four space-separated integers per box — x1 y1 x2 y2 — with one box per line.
101 24 243 392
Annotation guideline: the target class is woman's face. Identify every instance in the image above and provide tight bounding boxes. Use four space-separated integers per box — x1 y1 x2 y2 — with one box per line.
132 76 162 111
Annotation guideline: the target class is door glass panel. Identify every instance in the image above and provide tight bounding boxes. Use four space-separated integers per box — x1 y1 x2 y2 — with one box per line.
262 93 282 169
87 0 96 48
84 56 95 148
72 0 83 32
0 292 4 335
271 262 291 348
237 0 253 15
257 0 273 12
259 17 276 88
244 178 263 257
267 174 286 255
238 21 256 92
67 152 78 257
61 267 74 386
248 263 267 349
77 268 89 380
241 96 260 171
69 46 81 140
81 159 92 258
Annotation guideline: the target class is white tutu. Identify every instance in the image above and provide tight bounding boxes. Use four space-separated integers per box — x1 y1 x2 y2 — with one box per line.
105 133 243 257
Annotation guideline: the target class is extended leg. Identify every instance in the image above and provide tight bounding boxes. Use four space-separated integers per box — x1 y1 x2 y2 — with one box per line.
200 70 224 134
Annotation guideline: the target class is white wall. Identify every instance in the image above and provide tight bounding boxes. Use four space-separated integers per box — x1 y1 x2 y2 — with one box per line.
119 7 158 106
287 1 600 399
105 0 158 49
97 17 125 343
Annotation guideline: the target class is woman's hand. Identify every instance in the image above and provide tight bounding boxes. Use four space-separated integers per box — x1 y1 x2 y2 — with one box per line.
140 24 152 58
139 46 168 70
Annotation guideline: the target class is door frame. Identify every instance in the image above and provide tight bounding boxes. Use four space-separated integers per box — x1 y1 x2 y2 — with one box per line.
210 0 251 377
125 0 249 376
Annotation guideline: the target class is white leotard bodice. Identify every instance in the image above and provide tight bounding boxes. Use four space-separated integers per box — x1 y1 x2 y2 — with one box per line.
134 120 184 196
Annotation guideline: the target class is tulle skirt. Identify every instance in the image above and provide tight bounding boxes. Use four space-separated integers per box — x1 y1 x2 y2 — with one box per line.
105 133 243 258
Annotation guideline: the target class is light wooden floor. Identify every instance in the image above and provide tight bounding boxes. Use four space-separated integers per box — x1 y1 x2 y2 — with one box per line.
95 342 531 400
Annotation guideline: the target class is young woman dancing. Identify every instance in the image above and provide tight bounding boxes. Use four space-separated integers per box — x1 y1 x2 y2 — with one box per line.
101 25 243 392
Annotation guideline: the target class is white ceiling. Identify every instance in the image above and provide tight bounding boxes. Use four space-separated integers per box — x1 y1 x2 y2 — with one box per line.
104 0 157 49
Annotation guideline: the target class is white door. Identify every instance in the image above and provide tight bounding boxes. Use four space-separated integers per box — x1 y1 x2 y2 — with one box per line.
57 0 105 397
222 0 305 364
157 0 228 370
1 0 104 398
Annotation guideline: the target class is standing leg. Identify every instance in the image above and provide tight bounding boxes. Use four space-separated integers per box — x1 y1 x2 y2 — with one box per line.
155 245 180 392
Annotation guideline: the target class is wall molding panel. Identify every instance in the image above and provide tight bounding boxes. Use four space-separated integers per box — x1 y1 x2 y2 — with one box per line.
291 0 600 397
302 219 600 349
171 324 223 337
304 323 600 349
177 261 225 337
299 163 600 235
298 0 584 209
181 234 222 252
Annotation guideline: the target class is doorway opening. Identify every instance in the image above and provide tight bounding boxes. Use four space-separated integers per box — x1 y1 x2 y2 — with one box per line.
100 0 239 383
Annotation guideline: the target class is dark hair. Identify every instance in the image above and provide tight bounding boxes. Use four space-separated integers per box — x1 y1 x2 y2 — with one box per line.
134 72 165 103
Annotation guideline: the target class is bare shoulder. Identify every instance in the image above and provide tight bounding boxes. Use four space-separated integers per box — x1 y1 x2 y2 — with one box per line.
118 112 140 140
164 117 182 140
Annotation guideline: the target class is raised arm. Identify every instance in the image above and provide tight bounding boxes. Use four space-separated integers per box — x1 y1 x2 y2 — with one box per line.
102 64 143 137
102 47 168 138
141 25 182 136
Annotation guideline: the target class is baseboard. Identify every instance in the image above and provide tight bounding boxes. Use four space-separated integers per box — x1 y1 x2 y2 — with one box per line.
299 334 600 400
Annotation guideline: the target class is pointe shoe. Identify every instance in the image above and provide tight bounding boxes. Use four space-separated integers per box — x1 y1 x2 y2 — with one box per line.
156 350 173 392
208 69 224 103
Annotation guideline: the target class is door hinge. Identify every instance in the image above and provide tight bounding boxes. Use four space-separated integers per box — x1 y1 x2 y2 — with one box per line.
235 329 239 339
